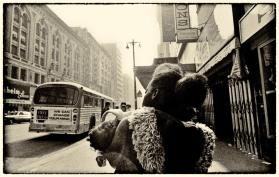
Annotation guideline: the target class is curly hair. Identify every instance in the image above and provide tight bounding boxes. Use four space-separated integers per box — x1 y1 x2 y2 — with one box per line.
175 73 208 108
148 63 183 111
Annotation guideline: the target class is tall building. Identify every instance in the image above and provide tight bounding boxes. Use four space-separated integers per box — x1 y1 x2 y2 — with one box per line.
102 43 123 104
4 4 86 112
71 27 113 96
3 4 121 112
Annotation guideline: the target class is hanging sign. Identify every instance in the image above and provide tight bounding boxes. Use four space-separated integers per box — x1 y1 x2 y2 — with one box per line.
175 4 190 30
161 4 176 42
175 4 198 43
176 28 199 43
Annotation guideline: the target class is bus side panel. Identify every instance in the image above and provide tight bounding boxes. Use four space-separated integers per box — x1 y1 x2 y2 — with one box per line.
77 107 101 133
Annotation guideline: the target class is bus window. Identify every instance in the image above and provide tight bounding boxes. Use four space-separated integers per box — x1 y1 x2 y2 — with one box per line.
92 98 95 107
33 86 79 105
95 99 99 107
84 95 93 107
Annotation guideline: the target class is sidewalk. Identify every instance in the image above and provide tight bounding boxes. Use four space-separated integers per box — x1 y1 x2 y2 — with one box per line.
209 140 274 173
18 138 274 174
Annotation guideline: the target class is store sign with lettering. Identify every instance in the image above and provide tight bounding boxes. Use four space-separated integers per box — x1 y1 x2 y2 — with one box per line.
48 109 71 121
176 28 199 43
175 4 190 30
175 4 198 43
3 82 30 100
239 4 275 43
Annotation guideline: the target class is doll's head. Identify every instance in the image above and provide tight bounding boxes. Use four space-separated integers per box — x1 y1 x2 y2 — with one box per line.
88 118 119 151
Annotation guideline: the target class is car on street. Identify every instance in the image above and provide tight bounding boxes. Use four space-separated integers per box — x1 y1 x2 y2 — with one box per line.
4 111 31 124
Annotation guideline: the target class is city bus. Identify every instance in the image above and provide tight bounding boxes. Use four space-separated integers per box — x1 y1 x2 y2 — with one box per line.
29 82 114 134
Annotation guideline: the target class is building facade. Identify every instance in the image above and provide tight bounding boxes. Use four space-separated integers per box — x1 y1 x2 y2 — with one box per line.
192 4 275 165
102 43 124 104
3 4 121 113
72 27 113 97
157 3 275 167
122 73 134 108
237 4 275 164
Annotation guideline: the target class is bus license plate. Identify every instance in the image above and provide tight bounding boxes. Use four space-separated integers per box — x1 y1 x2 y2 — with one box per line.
37 110 48 119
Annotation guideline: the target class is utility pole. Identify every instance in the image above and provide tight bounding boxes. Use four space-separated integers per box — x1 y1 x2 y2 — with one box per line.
126 39 141 109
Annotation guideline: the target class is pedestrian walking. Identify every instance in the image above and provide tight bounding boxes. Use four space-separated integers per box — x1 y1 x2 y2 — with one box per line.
120 102 127 112
101 102 111 117
126 104 131 111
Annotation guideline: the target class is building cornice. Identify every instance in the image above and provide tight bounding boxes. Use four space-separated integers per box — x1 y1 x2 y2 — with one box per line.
33 5 88 47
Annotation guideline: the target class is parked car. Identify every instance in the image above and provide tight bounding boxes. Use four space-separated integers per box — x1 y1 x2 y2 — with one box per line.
4 111 31 124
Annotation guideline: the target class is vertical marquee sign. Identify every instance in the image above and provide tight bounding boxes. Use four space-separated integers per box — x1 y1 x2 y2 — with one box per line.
175 4 190 29
175 4 198 43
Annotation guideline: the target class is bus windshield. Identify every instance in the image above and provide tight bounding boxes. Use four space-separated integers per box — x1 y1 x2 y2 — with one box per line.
33 86 79 105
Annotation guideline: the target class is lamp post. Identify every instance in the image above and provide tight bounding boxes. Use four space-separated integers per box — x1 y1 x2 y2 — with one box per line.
126 39 141 109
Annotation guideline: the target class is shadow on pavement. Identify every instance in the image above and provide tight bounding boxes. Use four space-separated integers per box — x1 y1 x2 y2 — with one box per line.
4 133 88 158
210 140 274 173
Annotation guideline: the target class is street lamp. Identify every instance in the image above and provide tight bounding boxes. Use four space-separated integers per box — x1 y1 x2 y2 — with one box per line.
126 39 141 109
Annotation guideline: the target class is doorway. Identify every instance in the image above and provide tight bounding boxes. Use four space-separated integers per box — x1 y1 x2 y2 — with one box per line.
210 67 234 143
256 39 276 163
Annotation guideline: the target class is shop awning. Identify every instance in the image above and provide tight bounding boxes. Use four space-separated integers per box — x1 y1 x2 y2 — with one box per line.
197 37 240 75
135 63 196 89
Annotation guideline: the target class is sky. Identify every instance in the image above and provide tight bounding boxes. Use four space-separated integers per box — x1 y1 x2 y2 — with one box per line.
48 4 161 76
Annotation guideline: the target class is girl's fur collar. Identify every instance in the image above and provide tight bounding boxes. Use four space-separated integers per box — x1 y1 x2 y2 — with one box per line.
128 107 215 173
128 107 165 173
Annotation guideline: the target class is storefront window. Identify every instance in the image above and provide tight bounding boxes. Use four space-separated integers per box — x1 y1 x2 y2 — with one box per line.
261 42 275 90
258 40 275 137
